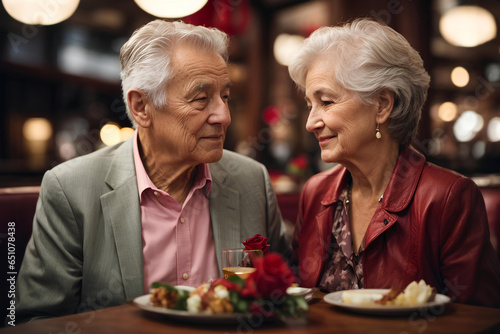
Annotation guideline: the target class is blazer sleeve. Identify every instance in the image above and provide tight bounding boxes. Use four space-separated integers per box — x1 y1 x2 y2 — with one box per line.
439 177 500 307
16 170 84 322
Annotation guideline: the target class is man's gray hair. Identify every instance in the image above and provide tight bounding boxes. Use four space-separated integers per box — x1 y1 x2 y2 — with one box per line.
288 18 430 148
120 20 229 128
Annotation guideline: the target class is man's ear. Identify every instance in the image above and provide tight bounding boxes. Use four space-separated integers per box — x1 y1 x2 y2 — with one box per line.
127 89 152 128
375 89 394 125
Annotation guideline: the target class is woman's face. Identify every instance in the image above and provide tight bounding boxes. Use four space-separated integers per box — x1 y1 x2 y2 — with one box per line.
304 58 378 165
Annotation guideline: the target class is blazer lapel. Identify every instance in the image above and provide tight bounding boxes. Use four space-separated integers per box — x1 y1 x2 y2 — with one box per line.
101 138 144 300
208 164 240 273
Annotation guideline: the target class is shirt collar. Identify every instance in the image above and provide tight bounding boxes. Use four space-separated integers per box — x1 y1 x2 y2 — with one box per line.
132 130 213 200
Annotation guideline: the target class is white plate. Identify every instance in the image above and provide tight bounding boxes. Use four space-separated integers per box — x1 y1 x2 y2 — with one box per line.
323 289 451 316
286 287 314 301
134 286 253 325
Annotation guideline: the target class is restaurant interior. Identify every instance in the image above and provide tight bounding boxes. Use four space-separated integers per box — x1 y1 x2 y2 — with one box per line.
1 0 500 331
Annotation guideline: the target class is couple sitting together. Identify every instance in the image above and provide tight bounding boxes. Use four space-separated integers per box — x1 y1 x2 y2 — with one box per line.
16 18 500 322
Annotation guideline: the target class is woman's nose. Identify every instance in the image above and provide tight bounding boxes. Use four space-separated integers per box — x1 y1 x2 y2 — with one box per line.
305 107 322 132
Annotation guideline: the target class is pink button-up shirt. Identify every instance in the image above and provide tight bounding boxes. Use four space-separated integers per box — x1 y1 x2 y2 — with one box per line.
133 131 219 293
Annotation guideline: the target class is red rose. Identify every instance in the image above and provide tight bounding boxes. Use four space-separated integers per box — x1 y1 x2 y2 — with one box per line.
210 278 240 292
240 284 259 299
242 234 269 254
246 253 296 300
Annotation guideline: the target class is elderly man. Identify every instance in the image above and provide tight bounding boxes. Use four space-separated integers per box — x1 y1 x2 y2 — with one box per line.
16 20 289 321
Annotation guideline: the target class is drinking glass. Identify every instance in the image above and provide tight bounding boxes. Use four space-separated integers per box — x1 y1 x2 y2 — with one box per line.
221 248 263 279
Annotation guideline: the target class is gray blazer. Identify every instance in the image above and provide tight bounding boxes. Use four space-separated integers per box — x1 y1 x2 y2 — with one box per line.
16 138 289 321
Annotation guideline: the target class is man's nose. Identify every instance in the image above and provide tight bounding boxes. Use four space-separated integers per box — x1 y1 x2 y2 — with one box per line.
209 98 231 126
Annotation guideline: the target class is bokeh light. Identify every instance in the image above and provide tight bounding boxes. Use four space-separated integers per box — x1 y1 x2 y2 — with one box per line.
440 5 497 47
451 67 469 87
120 127 135 141
487 117 500 142
453 111 484 142
134 0 208 18
438 102 458 122
23 118 53 141
274 34 305 66
100 123 121 146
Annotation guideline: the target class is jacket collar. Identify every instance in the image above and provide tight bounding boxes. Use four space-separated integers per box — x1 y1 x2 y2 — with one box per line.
101 137 144 300
382 146 426 212
319 146 426 213
320 166 348 206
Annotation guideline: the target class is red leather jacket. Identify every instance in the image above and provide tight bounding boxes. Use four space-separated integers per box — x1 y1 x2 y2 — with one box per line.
293 147 500 307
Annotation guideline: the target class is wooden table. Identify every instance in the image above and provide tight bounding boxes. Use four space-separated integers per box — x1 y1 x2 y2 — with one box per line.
2 293 499 334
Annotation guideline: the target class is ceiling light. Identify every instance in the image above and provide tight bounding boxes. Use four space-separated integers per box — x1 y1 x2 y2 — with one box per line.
2 0 80 25
439 5 497 47
134 0 208 18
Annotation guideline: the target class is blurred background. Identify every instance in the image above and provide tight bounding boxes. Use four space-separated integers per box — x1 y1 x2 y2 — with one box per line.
1 0 500 193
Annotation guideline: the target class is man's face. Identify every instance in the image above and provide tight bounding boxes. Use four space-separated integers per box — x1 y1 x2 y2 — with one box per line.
147 44 231 166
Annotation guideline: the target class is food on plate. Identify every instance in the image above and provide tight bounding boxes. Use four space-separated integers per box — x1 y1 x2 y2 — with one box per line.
148 252 309 318
186 283 234 314
341 280 436 307
150 284 190 310
341 290 384 306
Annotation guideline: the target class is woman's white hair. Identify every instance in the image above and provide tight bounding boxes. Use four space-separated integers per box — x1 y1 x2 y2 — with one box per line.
288 18 430 148
120 20 229 128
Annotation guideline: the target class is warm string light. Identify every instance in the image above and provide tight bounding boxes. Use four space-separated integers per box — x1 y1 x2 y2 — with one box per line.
440 5 497 47
133 0 208 18
2 0 80 25
2 0 208 25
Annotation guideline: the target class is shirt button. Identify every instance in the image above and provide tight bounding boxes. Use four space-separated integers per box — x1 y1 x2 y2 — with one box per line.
384 219 389 225
180 217 185 223
154 191 158 196
182 273 188 280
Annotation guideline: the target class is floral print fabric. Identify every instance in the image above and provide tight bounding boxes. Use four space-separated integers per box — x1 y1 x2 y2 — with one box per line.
318 185 364 291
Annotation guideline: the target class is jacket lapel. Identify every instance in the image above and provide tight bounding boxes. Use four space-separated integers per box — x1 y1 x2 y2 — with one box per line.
101 138 144 300
208 163 240 273
365 146 426 249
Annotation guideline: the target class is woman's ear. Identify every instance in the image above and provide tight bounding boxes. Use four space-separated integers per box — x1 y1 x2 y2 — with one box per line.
375 89 394 125
127 89 152 128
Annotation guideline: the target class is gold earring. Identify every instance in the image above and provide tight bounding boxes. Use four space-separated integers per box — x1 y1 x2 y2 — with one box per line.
376 124 381 139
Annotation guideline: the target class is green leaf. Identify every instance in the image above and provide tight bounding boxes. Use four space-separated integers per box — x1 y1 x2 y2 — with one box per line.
235 299 249 313
294 296 309 312
173 289 190 310
229 290 240 305
227 275 245 287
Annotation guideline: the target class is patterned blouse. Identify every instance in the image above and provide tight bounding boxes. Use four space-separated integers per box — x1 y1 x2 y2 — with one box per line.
318 183 365 291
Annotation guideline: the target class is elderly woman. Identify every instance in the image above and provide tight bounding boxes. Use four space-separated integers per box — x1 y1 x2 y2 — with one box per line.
288 18 500 307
